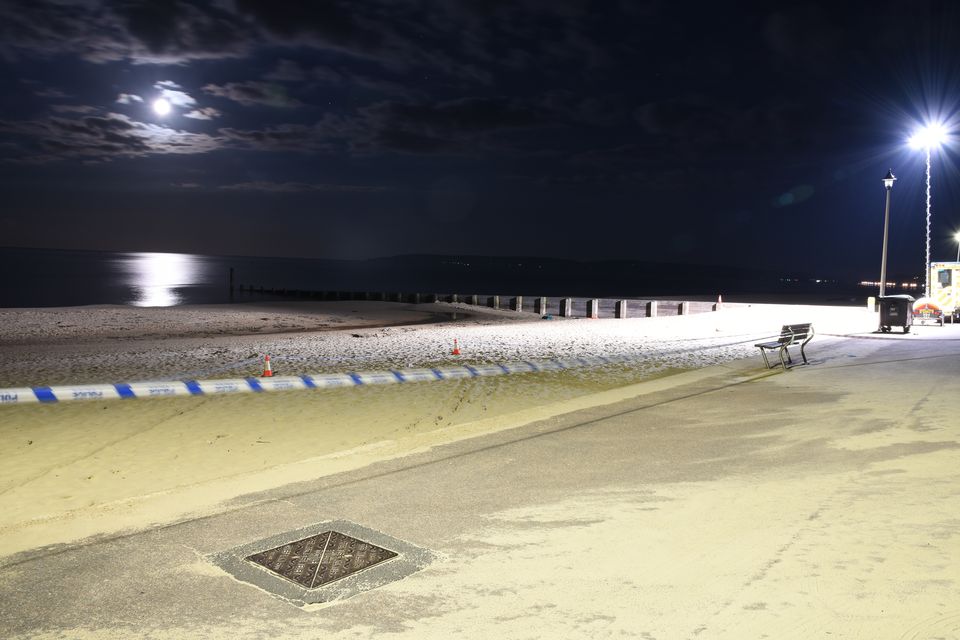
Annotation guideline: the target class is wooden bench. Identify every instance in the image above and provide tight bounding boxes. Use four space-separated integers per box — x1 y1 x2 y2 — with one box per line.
755 323 814 369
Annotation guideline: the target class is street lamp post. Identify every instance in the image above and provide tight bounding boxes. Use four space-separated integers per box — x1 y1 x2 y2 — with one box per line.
880 169 896 298
909 122 948 298
955 231 960 262
923 146 932 297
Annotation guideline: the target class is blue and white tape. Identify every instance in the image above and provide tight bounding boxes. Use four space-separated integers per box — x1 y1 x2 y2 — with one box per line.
0 355 635 405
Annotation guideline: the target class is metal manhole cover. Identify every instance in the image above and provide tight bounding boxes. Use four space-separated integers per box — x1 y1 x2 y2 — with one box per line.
210 520 436 606
245 530 398 588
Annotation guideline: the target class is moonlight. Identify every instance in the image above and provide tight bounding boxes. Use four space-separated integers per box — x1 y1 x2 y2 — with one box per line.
152 98 171 116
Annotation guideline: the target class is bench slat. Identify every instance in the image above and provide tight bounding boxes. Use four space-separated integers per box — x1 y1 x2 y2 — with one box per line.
756 323 814 370
755 340 783 349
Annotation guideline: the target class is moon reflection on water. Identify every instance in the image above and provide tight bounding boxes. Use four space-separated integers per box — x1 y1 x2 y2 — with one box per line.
123 252 199 307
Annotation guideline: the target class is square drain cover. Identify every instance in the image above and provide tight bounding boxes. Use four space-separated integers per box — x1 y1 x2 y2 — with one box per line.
246 530 397 588
210 520 435 606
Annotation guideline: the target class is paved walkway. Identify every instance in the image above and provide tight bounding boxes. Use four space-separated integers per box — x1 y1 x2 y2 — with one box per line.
2 326 960 639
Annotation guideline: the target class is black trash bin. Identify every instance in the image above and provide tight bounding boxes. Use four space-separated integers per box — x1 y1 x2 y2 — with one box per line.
878 294 915 333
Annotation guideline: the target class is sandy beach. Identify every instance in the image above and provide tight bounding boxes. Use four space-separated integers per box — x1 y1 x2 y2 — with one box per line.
0 300 874 557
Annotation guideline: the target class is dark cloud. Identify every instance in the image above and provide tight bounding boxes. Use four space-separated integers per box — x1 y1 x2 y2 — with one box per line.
217 122 339 153
0 0 253 63
183 107 221 120
212 96 552 156
202 81 302 108
0 113 223 162
154 80 197 108
423 0 610 74
310 65 347 86
352 97 551 154
232 0 387 58
50 104 99 114
365 97 546 133
111 0 249 62
116 93 143 105
264 60 311 83
218 181 386 193
265 60 410 97
0 0 609 90
33 87 70 98
225 1 483 81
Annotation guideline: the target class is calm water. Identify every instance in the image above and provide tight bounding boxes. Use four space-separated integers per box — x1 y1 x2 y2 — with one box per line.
0 248 367 308
1 247 869 309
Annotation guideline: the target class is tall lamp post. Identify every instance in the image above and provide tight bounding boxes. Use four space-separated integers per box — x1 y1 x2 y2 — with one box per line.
909 122 948 298
955 231 960 262
879 169 896 297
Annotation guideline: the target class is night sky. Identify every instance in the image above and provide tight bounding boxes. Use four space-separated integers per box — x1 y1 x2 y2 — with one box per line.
1 0 958 280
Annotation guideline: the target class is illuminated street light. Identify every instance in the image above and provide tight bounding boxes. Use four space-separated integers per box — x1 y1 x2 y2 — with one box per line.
879 169 896 297
908 123 948 150
908 122 948 297
955 231 960 262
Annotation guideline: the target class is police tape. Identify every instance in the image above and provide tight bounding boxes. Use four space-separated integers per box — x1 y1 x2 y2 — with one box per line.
0 355 636 405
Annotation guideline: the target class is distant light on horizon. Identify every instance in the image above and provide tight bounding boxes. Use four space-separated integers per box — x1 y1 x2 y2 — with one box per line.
859 280 919 289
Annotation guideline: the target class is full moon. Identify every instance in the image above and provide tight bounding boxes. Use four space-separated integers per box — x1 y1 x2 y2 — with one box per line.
152 98 171 116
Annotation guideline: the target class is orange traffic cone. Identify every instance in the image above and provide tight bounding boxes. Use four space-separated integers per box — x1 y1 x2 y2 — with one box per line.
261 354 274 377
451 339 461 356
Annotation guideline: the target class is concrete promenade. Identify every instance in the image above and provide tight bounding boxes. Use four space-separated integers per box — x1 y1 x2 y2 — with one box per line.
2 326 959 639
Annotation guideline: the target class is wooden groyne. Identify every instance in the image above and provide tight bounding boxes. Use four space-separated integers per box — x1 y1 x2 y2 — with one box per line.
233 285 720 318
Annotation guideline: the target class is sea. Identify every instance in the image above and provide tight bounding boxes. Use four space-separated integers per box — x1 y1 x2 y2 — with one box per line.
0 247 351 308
0 246 870 309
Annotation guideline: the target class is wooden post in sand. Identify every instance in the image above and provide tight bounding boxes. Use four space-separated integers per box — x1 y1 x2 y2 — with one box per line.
470 294 479 305
534 297 548 315
615 300 628 318
559 298 572 317
646 301 658 318
587 299 600 318
488 295 500 310
413 293 421 304
511 296 523 311
679 301 690 315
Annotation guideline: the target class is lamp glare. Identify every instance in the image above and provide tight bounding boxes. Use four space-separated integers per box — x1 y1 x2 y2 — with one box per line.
909 123 948 150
